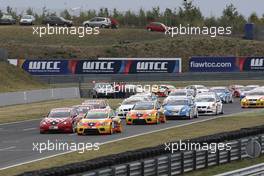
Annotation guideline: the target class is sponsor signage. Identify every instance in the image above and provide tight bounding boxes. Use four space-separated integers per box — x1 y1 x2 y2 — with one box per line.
189 57 240 72
19 60 69 75
242 57 264 71
18 58 182 75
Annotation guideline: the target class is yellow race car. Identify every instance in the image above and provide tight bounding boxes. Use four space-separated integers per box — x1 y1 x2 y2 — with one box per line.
241 90 264 108
77 109 122 135
126 101 166 125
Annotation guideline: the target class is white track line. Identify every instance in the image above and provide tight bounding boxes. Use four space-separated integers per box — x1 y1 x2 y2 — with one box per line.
0 119 40 126
22 128 37 131
0 146 16 151
0 110 258 171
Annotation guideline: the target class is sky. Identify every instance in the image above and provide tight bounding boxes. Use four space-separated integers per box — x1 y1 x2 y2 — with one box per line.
0 0 263 18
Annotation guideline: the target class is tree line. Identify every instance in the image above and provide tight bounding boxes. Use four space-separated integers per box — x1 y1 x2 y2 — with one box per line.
0 2 264 33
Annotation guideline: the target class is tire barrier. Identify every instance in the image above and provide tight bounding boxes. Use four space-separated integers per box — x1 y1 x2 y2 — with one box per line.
17 124 264 176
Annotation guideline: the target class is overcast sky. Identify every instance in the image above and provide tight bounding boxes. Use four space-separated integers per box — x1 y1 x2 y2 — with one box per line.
0 0 263 18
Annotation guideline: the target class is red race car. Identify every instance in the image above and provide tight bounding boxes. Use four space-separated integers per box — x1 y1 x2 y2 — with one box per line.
146 22 168 32
39 108 79 134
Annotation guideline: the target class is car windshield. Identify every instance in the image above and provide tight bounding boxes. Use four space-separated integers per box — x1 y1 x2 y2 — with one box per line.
134 103 154 110
197 86 206 89
22 15 32 19
76 107 90 114
247 91 264 96
48 110 70 118
213 89 225 93
166 100 189 106
85 112 108 119
122 99 141 105
95 83 112 89
196 97 215 102
170 92 186 96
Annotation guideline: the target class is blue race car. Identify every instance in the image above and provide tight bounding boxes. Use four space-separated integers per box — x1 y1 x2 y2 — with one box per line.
210 87 233 103
163 97 198 120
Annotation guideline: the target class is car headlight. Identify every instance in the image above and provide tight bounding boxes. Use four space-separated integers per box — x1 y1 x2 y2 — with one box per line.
241 98 248 102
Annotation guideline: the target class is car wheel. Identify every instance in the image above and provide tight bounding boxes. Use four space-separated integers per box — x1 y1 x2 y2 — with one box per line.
147 28 152 31
77 133 82 136
215 108 218 115
85 24 89 28
101 24 106 28
117 124 123 133
220 107 224 114
109 124 113 134
63 23 68 27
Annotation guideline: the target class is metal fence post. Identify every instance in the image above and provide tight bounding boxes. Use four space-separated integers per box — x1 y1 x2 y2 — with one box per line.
155 157 159 176
193 150 197 170
216 148 220 165
180 152 184 174
238 139 242 160
141 161 144 176
168 155 172 176
205 150 208 168
111 167 116 176
126 164 130 176
227 148 231 163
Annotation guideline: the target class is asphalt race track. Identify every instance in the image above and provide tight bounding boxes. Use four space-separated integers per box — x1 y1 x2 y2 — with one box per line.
0 99 253 170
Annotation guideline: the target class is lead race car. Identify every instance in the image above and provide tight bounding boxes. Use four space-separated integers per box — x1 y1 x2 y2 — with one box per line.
39 108 79 134
126 100 166 125
77 109 122 135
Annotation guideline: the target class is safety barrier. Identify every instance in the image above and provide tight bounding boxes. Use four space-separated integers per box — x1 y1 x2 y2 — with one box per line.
17 125 264 176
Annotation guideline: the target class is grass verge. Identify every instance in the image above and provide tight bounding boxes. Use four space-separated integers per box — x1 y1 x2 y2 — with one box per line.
0 99 122 124
0 62 47 93
1 109 264 176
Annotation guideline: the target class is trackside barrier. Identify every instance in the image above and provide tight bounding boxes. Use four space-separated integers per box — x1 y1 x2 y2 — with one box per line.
216 163 264 176
0 87 80 107
17 125 264 176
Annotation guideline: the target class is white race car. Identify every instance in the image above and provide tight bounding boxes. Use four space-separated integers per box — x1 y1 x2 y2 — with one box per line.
195 95 223 115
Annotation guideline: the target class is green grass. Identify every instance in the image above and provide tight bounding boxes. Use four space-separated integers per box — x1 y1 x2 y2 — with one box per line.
1 26 264 71
0 98 122 124
1 109 264 176
0 62 47 93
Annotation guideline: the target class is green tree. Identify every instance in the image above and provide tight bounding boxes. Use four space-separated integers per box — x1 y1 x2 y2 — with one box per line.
0 10 3 18
26 8 33 15
248 12 260 24
60 9 71 19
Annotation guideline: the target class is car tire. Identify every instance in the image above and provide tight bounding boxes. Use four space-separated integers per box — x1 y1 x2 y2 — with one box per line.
85 24 89 28
109 124 113 135
101 24 106 28
147 28 152 31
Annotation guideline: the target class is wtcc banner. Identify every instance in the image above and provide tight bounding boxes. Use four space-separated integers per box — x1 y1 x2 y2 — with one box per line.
18 58 182 75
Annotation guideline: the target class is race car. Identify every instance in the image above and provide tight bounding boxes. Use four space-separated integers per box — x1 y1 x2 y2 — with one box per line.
77 109 122 135
239 85 260 99
229 85 244 97
72 104 94 127
82 99 111 110
39 108 79 134
185 85 208 96
116 96 147 118
152 84 176 97
126 101 166 125
210 87 233 103
195 94 223 115
241 90 264 108
163 97 198 119
168 89 194 99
